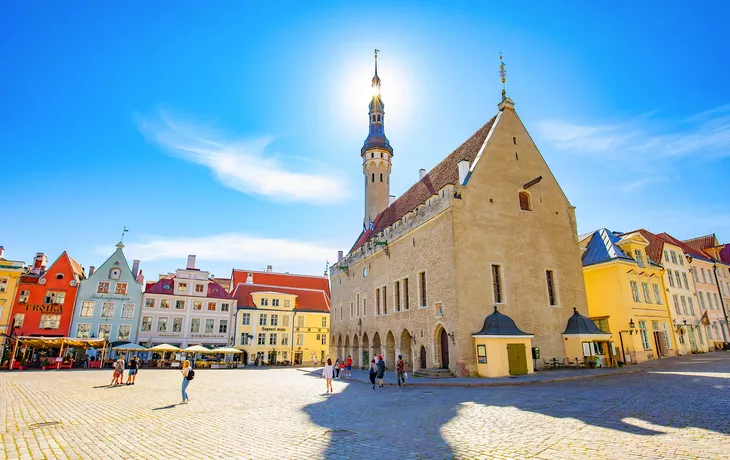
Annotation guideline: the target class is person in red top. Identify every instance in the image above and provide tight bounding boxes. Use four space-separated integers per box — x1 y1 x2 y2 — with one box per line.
339 360 345 379
345 355 353 378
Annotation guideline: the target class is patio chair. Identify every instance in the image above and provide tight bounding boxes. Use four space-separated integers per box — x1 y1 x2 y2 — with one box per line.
542 358 553 369
565 357 576 369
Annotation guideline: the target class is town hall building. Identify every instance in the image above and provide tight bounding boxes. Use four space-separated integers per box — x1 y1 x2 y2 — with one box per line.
329 53 600 377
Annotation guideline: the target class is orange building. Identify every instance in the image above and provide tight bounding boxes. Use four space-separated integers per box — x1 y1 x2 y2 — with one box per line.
10 252 86 338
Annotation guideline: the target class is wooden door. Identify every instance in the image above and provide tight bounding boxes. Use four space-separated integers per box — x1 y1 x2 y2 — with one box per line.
419 346 426 369
440 329 450 369
507 343 528 376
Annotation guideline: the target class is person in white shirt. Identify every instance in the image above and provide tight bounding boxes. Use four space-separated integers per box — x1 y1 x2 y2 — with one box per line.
321 358 334 394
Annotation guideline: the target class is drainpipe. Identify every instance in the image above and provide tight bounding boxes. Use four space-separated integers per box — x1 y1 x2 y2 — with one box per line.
712 263 730 348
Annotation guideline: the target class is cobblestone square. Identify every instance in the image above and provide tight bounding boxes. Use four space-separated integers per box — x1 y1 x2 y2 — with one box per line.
2 353 730 459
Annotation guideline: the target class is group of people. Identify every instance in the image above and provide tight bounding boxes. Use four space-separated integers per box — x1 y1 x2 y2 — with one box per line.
110 355 139 386
320 354 408 393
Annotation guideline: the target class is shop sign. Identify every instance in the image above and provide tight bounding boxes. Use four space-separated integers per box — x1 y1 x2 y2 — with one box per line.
25 304 63 313
90 294 131 302
261 327 286 332
477 344 486 364
189 333 226 339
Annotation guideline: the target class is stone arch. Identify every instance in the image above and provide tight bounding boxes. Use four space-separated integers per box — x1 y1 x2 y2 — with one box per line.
419 344 427 370
372 332 382 361
352 334 360 368
344 335 351 361
400 329 413 372
337 335 343 362
385 330 396 371
361 333 370 367
433 323 450 370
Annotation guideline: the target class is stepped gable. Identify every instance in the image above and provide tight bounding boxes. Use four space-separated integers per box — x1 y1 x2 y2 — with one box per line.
352 116 496 251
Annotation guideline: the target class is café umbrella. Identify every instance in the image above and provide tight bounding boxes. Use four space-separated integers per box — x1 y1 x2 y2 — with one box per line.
148 344 182 352
182 345 213 353
210 347 243 354
111 343 148 352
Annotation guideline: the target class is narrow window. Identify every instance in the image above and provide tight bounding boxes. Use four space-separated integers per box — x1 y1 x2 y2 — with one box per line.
403 278 410 310
419 272 427 307
372 173 375 183
492 265 503 304
519 191 531 211
513 136 518 145
380 173 383 182
382 285 388 315
394 280 401 312
376 288 381 315
546 270 557 306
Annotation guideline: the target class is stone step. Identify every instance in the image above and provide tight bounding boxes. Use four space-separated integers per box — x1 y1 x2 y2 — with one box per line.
413 368 453 379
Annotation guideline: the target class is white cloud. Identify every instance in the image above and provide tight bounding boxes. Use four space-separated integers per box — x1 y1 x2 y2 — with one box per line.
138 111 349 204
537 106 730 160
619 177 668 194
110 233 337 265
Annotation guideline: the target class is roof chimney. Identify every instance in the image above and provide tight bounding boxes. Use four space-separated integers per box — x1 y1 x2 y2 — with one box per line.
89 266 96 276
132 260 140 278
246 272 254 284
187 255 196 270
388 195 395 206
136 270 145 284
337 250 344 262
33 253 48 275
0 246 4 259
266 265 273 273
458 160 470 185
419 169 426 180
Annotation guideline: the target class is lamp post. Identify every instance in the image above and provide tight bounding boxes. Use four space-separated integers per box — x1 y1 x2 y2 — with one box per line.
618 319 636 364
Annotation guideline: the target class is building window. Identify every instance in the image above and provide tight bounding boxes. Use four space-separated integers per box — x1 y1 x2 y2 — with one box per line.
141 316 152 331
681 296 688 315
546 270 558 306
160 299 170 309
39 314 61 329
363 298 367 316
670 251 678 264
207 302 216 311
18 290 29 303
394 280 401 311
662 323 672 349
634 250 646 268
283 299 291 308
638 321 650 349
674 271 682 289
45 291 65 304
168 317 181 332
271 314 279 326
115 282 127 295
380 173 383 182
667 272 675 288
259 314 268 326
217 302 228 312
177 282 188 291
241 313 251 325
491 265 503 304
121 303 135 319
682 273 689 290
372 173 375 183
145 298 155 309
697 326 704 344
109 268 121 280
376 288 381 315
688 297 695 316
272 299 280 307
240 333 250 345
261 298 269 307
679 256 684 266
80 301 94 317
403 278 410 310
281 333 289 345
322 317 327 328
698 291 706 309
77 324 90 338
282 315 290 327
356 294 360 316
297 315 305 327
593 318 610 333
321 334 327 345
175 300 185 310
195 284 205 293
269 333 277 345
629 281 641 302
190 318 200 333
383 285 388 314
663 250 669 263
652 284 662 304
296 334 304 346
219 319 228 334
419 271 427 307
98 324 111 338
118 325 131 341
258 333 266 345
350 302 354 317
157 317 168 332
641 282 652 304
193 301 202 310
518 191 531 211
97 281 110 294
0 278 7 293
205 319 214 333
101 302 115 318
13 313 25 328
673 295 681 315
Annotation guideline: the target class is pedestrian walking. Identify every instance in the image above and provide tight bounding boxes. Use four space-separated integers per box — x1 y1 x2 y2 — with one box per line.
111 356 125 386
369 359 377 389
125 356 139 385
181 359 194 403
322 358 335 394
339 360 345 379
396 355 407 387
376 355 386 388
334 359 341 379
346 355 353 378
313 355 318 368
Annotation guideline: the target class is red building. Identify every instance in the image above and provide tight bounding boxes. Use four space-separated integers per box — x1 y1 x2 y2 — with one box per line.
10 252 86 337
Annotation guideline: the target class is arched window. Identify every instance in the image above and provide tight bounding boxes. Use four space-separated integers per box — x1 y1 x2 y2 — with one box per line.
370 153 374 159
519 191 531 211
380 173 383 182
372 173 375 183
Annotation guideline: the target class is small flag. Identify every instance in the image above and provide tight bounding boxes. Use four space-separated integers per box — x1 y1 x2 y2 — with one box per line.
369 218 374 231
363 220 366 232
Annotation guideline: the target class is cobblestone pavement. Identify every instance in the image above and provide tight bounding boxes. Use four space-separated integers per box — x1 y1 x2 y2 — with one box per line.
2 353 730 459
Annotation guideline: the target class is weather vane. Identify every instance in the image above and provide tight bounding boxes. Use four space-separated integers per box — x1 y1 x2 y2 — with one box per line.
120 226 129 243
374 48 379 58
499 51 507 99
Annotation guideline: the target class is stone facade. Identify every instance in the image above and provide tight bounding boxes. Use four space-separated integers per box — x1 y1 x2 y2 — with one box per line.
331 95 590 377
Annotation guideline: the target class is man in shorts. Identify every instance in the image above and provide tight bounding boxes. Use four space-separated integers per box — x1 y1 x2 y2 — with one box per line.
346 355 353 378
125 356 139 385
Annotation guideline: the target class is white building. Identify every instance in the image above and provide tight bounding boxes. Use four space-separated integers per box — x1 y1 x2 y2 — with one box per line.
138 255 236 349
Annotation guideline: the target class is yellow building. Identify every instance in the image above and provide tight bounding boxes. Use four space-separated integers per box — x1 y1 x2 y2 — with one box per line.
580 229 676 364
231 274 330 366
0 248 26 354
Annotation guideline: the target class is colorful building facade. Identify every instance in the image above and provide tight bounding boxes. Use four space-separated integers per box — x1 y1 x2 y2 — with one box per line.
0 247 26 354
10 252 86 338
138 256 235 349
581 229 676 364
231 270 330 366
69 242 144 345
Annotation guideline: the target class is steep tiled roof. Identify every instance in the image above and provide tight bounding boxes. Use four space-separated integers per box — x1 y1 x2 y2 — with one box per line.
144 276 234 300
581 229 634 266
352 117 497 251
720 245 730 264
623 229 664 265
230 270 330 298
231 283 330 313
656 233 713 262
683 234 717 252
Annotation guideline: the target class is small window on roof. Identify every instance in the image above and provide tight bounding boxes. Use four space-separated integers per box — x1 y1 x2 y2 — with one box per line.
513 136 518 145
55 273 64 280
519 191 532 211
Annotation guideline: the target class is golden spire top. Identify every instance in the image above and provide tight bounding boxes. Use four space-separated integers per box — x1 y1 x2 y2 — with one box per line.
499 51 507 100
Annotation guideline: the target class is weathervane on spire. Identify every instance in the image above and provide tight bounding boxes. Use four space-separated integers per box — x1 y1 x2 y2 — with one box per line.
372 49 381 92
499 51 507 100
120 226 128 243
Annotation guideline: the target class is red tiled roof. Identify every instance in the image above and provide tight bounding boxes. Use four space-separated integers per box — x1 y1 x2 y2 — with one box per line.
352 117 496 251
720 245 730 264
230 270 330 298
624 229 664 265
656 233 713 261
683 234 718 252
144 276 234 300
231 283 330 313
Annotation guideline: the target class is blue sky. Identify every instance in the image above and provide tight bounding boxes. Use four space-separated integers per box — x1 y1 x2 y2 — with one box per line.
2 2 729 279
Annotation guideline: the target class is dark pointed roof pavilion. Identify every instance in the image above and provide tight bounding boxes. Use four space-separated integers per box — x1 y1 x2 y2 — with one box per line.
562 308 611 336
473 306 533 337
